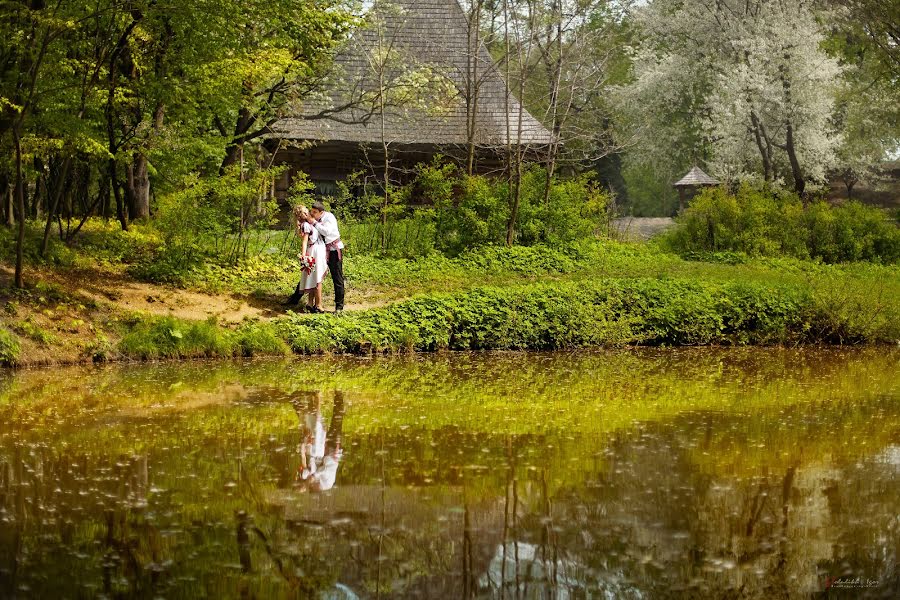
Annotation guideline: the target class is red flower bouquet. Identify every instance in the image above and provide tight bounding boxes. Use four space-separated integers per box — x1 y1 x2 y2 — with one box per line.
300 255 316 274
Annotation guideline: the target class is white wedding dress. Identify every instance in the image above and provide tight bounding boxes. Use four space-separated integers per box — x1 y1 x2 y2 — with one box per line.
299 222 328 291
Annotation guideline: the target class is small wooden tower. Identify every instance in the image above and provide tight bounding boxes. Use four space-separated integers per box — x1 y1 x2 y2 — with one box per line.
674 166 720 212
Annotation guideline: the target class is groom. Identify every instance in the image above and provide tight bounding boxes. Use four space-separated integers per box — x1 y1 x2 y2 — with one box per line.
307 201 345 312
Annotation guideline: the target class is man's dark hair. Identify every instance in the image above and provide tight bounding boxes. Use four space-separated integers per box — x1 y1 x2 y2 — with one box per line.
311 201 326 212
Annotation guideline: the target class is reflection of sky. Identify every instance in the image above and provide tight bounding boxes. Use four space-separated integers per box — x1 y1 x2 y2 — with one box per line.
479 542 644 599
876 444 900 469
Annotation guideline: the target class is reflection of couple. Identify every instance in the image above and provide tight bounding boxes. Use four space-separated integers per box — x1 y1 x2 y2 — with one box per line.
285 201 345 313
291 391 345 492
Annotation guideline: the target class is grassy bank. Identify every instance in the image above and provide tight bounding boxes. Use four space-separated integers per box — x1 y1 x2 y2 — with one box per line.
5 271 893 367
276 275 899 352
2 221 899 367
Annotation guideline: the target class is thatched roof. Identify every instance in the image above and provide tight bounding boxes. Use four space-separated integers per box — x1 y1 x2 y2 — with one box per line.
271 0 552 147
674 166 720 187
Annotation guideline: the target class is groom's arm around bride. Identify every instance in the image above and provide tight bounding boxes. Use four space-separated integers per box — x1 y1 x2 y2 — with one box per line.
308 201 345 313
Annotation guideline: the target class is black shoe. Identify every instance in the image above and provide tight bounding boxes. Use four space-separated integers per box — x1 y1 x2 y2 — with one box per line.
283 293 302 306
334 307 344 315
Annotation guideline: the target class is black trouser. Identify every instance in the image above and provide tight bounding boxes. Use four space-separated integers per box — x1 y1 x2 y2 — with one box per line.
325 391 345 455
327 249 345 310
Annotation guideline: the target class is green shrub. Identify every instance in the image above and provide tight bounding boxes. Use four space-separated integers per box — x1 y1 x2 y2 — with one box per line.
69 220 163 264
664 184 900 263
85 333 115 363
118 316 236 360
0 221 77 268
15 318 57 345
276 276 892 354
342 214 437 258
234 322 291 357
380 160 613 255
515 169 611 246
0 328 21 367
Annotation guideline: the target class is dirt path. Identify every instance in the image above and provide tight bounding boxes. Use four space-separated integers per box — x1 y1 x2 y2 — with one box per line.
2 266 386 324
612 217 675 241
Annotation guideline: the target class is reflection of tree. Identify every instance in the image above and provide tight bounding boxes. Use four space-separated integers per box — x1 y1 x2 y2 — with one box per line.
1 351 898 598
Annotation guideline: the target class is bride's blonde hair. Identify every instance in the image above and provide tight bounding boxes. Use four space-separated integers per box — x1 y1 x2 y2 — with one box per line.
294 204 310 222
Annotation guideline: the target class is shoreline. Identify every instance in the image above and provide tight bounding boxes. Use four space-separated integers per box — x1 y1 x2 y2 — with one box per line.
3 241 899 370
4 341 896 373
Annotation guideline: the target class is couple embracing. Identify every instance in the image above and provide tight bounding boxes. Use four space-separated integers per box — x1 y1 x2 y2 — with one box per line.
285 201 345 313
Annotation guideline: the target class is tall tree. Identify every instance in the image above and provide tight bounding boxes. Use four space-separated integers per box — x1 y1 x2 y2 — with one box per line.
620 0 844 195
215 0 354 171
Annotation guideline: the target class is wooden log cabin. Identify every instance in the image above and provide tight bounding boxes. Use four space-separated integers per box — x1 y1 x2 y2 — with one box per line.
266 0 552 200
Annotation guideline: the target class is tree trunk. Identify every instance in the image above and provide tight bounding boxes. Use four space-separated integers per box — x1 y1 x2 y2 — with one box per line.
503 0 515 245
3 174 12 227
779 58 805 197
541 0 564 208
465 1 482 176
379 62 390 250
109 159 128 231
784 122 805 197
13 128 26 289
124 102 163 220
40 156 71 256
221 107 255 172
749 110 772 181
507 9 530 248
845 178 856 200
125 155 151 220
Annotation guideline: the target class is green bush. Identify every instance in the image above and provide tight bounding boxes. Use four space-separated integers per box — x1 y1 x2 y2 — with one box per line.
69 220 162 264
276 276 895 354
118 316 236 360
664 184 900 263
0 328 21 367
387 160 612 255
0 221 77 268
431 172 510 254
15 318 57 345
342 214 437 258
133 168 286 283
234 322 291 357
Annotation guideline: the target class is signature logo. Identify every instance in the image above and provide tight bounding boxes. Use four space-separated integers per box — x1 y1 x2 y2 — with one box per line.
825 576 879 589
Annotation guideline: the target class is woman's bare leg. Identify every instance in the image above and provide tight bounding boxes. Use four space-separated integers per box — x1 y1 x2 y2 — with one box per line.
315 283 323 309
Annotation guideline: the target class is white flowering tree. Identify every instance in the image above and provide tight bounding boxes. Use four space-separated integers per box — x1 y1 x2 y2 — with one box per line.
620 0 844 195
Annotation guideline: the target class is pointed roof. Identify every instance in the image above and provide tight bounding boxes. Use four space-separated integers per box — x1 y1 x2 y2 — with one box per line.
271 0 551 147
674 166 720 187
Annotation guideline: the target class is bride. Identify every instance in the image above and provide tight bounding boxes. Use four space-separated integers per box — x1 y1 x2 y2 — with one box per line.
294 204 329 313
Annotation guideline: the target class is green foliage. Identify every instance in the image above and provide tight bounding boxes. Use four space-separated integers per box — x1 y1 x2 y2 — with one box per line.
69 221 162 265
234 322 291 357
342 215 437 258
621 163 681 217
14 318 57 346
432 173 510 254
0 328 20 368
85 333 114 363
276 276 897 354
0 221 76 268
118 316 236 360
133 168 285 283
116 315 291 361
664 185 900 263
397 161 612 255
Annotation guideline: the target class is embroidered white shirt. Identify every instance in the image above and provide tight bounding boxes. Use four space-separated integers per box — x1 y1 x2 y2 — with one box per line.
313 211 344 249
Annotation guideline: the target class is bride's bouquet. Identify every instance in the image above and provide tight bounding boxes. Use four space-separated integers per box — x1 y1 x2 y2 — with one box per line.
299 254 316 274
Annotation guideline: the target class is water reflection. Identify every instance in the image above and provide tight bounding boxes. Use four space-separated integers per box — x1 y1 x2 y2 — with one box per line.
293 391 346 492
0 348 898 598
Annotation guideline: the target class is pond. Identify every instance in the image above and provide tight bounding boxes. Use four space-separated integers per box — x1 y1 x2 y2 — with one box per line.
1 348 898 599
